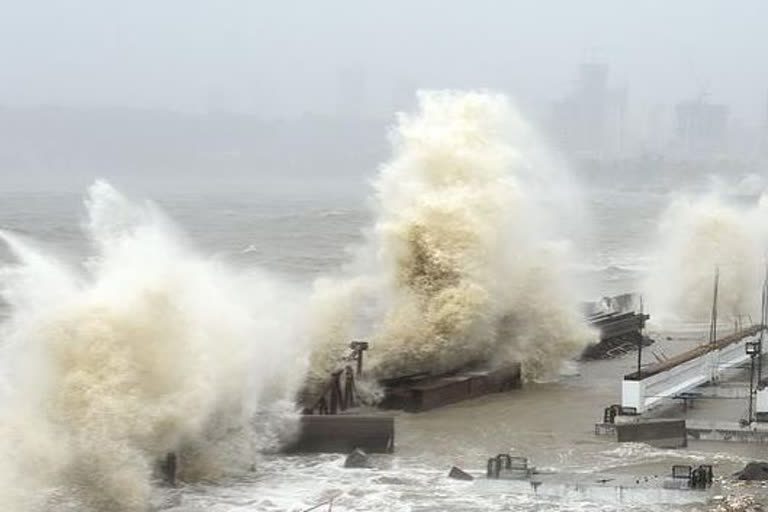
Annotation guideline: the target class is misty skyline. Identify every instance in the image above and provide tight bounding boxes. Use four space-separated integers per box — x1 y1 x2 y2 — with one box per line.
2 0 768 124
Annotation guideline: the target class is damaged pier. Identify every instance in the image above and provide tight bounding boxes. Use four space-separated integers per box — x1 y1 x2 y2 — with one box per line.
582 293 651 360
294 340 525 451
380 363 522 412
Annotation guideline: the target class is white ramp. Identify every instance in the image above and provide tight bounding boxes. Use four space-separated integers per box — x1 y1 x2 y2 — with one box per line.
622 326 765 413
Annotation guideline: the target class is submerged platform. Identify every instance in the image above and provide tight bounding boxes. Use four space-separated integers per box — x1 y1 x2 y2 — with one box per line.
473 471 715 506
614 418 688 448
463 454 715 507
687 420 768 443
286 415 394 454
380 363 522 412
596 411 687 448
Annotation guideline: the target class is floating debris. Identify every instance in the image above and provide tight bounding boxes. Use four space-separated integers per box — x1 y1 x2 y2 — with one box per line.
447 466 474 481
344 448 370 468
735 462 768 481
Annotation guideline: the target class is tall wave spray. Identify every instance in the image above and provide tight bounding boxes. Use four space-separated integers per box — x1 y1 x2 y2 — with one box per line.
311 91 594 382
0 182 306 511
644 191 768 325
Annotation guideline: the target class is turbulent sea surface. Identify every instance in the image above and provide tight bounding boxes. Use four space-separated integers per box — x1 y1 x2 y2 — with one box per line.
0 183 662 293
2 181 767 511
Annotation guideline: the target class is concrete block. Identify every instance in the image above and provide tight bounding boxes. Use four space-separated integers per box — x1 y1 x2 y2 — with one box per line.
382 363 522 412
615 419 687 448
286 415 394 454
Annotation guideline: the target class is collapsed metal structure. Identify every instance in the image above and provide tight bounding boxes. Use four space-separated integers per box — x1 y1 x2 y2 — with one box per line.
293 342 395 454
582 293 652 360
301 341 368 415
301 342 522 415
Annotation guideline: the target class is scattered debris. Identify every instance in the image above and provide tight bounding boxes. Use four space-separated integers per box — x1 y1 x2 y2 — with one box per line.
734 462 768 481
712 494 764 512
344 448 370 468
448 466 474 481
301 498 336 512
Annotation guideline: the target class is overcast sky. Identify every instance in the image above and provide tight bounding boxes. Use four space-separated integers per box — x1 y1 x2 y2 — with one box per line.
1 0 767 122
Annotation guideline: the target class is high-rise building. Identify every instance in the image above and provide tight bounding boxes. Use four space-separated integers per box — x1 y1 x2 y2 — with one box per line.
550 63 627 158
335 64 367 119
674 98 728 156
762 91 768 157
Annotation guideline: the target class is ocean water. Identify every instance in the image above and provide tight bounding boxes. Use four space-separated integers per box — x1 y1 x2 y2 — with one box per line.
0 183 664 293
1 181 765 512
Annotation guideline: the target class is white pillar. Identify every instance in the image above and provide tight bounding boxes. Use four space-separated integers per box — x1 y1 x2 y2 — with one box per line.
622 380 645 413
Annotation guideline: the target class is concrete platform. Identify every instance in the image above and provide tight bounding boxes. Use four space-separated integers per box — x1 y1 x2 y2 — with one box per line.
595 418 687 448
687 420 768 443
286 415 394 453
473 470 715 506
622 325 764 413
615 418 687 448
381 364 522 412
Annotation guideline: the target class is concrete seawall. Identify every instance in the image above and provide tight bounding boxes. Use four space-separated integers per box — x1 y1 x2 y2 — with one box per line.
286 415 395 453
615 419 687 448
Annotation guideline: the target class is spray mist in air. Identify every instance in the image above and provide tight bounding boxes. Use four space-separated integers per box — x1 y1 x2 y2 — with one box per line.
310 90 595 382
0 182 306 511
644 191 768 326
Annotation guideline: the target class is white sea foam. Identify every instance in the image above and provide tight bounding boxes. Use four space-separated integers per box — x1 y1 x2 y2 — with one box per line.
644 190 768 325
0 181 306 511
310 90 595 382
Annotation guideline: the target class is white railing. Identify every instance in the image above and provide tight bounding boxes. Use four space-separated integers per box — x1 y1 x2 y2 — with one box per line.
622 332 764 413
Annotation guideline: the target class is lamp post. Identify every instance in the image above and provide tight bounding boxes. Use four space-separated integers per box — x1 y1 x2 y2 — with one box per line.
746 341 761 424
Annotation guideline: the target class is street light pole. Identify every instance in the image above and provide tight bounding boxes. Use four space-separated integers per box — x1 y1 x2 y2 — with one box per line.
749 354 756 424
746 341 761 425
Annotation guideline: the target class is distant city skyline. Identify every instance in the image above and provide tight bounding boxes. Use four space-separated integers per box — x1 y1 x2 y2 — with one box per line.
1 0 768 124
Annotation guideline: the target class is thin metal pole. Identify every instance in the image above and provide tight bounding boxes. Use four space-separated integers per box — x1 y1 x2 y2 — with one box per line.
749 354 756 424
637 295 644 377
709 266 719 346
759 265 768 383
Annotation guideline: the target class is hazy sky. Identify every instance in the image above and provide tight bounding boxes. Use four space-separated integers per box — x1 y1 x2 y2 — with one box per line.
1 0 767 122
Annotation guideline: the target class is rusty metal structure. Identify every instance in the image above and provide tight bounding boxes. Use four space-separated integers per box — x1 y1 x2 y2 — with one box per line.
302 341 368 415
292 341 396 454
582 293 652 360
301 338 522 415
